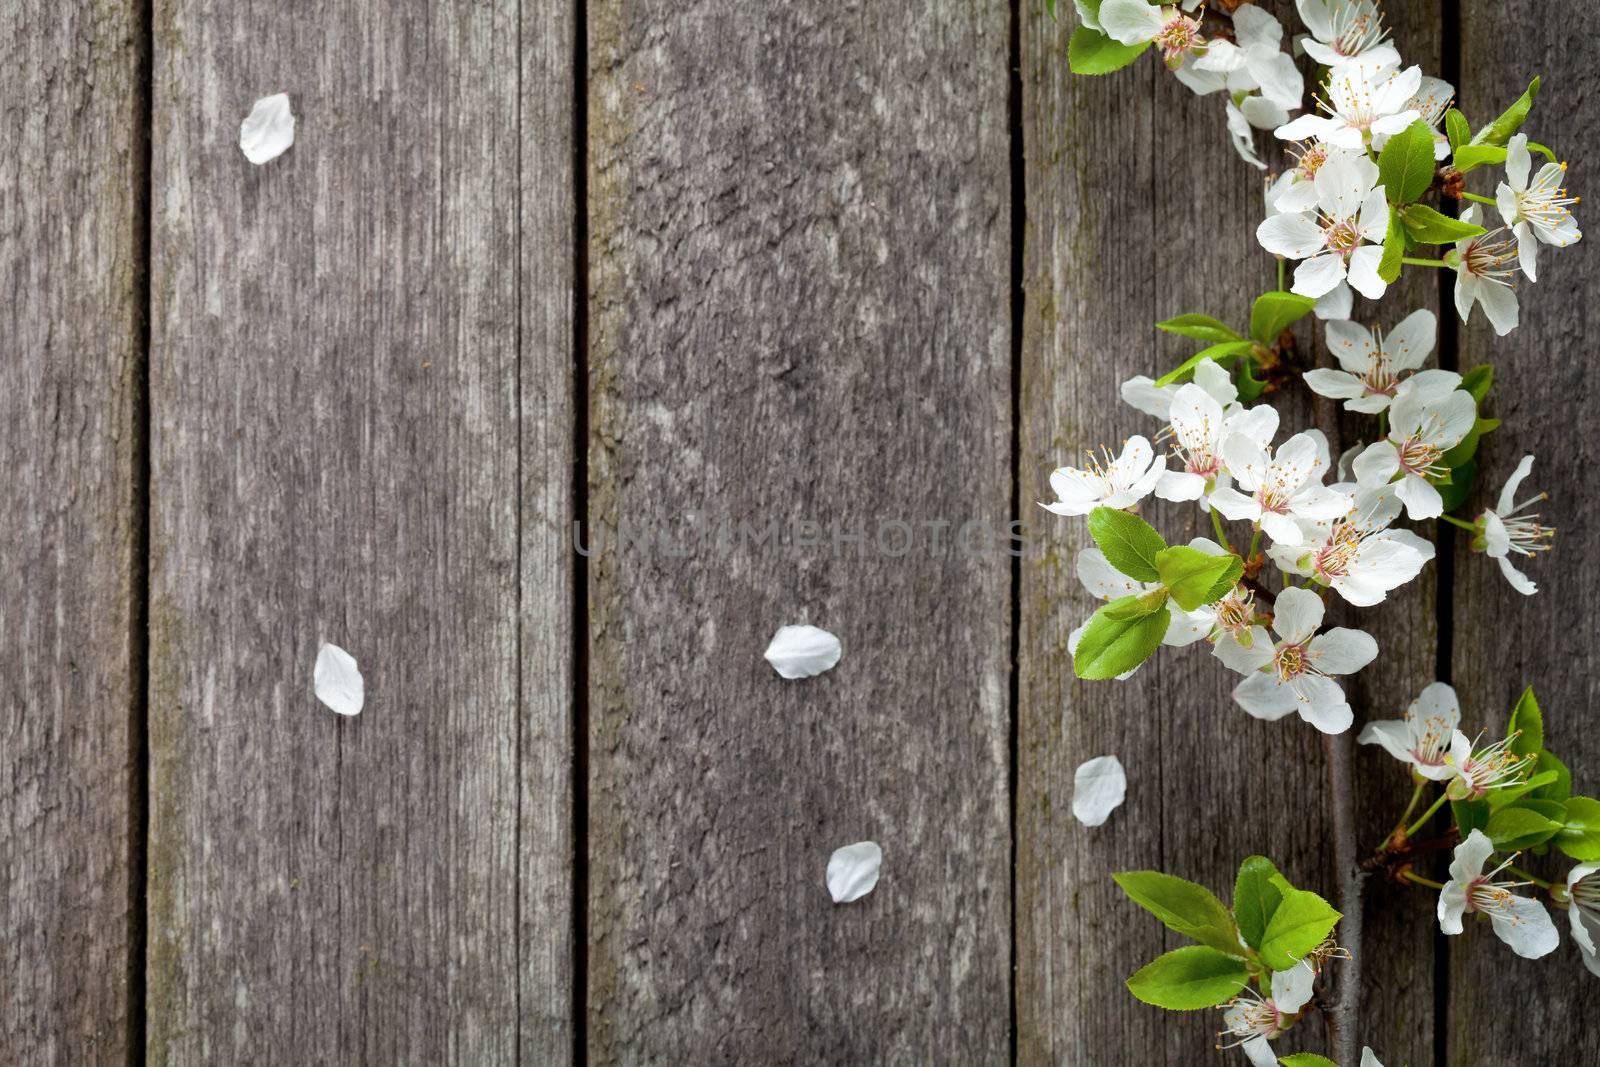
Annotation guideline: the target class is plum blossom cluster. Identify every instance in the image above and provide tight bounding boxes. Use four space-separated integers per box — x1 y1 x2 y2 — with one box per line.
1049 1 1585 1063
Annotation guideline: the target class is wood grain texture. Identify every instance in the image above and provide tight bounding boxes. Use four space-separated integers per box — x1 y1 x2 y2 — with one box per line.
1450 9 1600 1064
585 0 1012 1060
0 3 147 1063
146 2 572 1062
1018 3 1441 1062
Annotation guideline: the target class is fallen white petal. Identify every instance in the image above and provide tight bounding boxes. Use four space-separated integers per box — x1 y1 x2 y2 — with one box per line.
1071 755 1127 827
314 642 364 716
240 93 296 164
826 841 882 903
763 624 842 679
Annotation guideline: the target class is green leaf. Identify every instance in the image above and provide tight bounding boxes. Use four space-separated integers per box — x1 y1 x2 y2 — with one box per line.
1200 556 1245 604
1125 946 1250 1011
1113 871 1243 955
1102 588 1170 621
1378 118 1439 204
1378 212 1406 283
1152 340 1257 388
1087 507 1167 582
1486 769 1557 811
1248 291 1317 346
1157 313 1244 344
1074 599 1170 680
1154 546 1242 612
1526 139 1560 164
1236 356 1267 402
1280 1056 1341 1067
1471 76 1540 147
1046 0 1058 18
1532 749 1572 803
1068 26 1150 75
1453 798 1489 838
1486 803 1562 850
1439 416 1499 471
1400 203 1488 244
1508 686 1543 758
1452 143 1508 173
1461 363 1494 405
1435 456 1477 514
1233 856 1284 951
1258 889 1341 972
1556 796 1600 861
1445 107 1471 152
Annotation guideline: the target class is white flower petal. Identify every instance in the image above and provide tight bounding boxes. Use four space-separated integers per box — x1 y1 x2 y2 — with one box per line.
1292 252 1348 298
240 93 296 165
826 841 882 903
1099 0 1165 44
1271 959 1316 1013
314 643 364 716
1272 586 1325 644
1234 673 1299 721
1490 895 1561 959
1309 627 1379 675
1071 755 1128 827
1496 454 1537 515
764 624 843 679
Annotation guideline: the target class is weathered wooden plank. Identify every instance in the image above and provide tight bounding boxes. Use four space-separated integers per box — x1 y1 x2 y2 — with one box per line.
1019 3 1441 1061
147 2 572 1062
1450 8 1600 1064
0 3 147 1062
585 1 1012 1059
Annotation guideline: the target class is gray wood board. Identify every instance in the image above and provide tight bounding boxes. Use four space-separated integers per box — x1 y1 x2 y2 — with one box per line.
585 0 1013 1060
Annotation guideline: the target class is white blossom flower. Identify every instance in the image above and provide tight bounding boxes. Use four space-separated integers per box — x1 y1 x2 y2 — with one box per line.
1099 1 1205 66
1225 585 1377 734
1294 0 1401 70
1274 59 1421 152
1357 680 1471 780
1566 863 1600 978
1217 990 1283 1067
1210 430 1351 546
1156 383 1279 508
1452 205 1521 336
1303 309 1437 413
1195 5 1303 112
1404 75 1456 160
1120 359 1237 421
1438 829 1560 959
1266 483 1434 605
1443 732 1534 802
1255 152 1390 299
1352 379 1476 520
1495 133 1582 283
1043 437 1165 516
1478 454 1552 596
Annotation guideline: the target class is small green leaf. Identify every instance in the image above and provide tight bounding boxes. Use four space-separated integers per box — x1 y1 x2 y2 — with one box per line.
1445 107 1471 152
1200 557 1245 604
1401 203 1488 244
1281 1056 1342 1067
1233 855 1284 951
1236 357 1267 402
1453 798 1489 838
1152 340 1257 388
1378 118 1439 204
1532 749 1572 803
1556 797 1600 861
1102 588 1169 621
1486 803 1562 850
1074 600 1170 680
1125 946 1250 1011
1471 76 1540 147
1378 212 1406 283
1113 871 1243 955
1486 769 1558 811
1461 363 1494 405
1157 313 1244 344
1525 139 1560 164
1046 0 1058 19
1259 889 1341 973
1068 26 1150 75
1087 506 1167 582
1452 143 1509 173
1154 546 1242 612
1435 457 1478 514
1508 686 1543 758
1439 416 1499 471
1248 291 1317 346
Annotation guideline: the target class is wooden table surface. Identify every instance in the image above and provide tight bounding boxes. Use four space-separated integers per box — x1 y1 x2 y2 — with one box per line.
3 1 1595 1063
